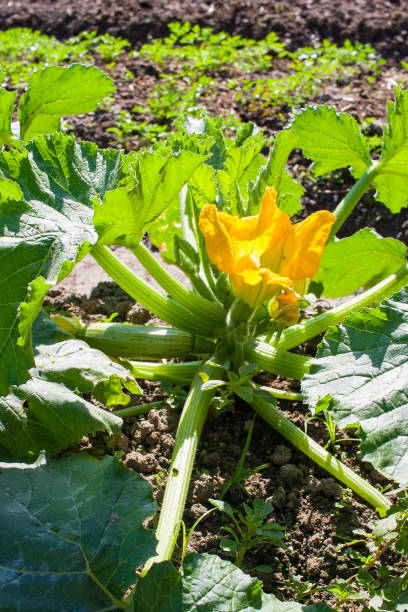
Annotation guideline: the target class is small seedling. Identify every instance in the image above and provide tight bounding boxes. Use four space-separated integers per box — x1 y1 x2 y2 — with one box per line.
219 415 269 499
211 498 286 567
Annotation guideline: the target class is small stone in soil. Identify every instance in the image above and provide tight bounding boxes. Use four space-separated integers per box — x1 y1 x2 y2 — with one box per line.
146 431 160 445
271 444 292 465
268 486 287 509
201 451 220 467
148 409 169 432
317 478 344 499
134 420 155 439
160 433 174 450
306 557 320 577
191 474 215 504
279 464 303 484
188 503 208 519
127 303 151 324
124 450 157 474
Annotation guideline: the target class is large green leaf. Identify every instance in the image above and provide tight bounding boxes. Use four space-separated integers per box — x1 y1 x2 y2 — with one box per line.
302 286 408 486
31 307 71 348
247 129 303 215
369 579 408 611
373 88 408 213
315 229 407 297
133 554 333 611
217 137 265 214
292 105 371 178
0 454 156 610
0 88 16 145
189 162 217 203
0 312 147 456
0 377 122 457
0 237 53 396
33 338 141 406
93 150 205 247
0 133 122 280
0 133 122 397
0 177 22 201
19 64 115 140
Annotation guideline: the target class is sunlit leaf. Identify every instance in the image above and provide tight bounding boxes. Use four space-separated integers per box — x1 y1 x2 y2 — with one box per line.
292 105 371 178
0 88 16 145
303 286 408 486
19 64 115 140
247 129 303 215
133 553 333 611
94 150 205 247
373 88 408 212
315 229 407 297
0 378 122 457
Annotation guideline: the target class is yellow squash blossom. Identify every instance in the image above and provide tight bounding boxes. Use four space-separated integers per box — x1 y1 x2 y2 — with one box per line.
198 186 335 310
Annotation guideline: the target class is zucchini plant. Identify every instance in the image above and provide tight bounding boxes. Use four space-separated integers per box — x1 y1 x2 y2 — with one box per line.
1 64 408 611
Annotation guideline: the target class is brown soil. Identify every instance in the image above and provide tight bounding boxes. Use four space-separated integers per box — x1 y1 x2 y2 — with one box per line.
2 0 408 61
5 1 408 609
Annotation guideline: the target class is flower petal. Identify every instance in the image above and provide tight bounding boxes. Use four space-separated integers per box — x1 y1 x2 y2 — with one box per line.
229 187 292 264
198 204 236 274
230 255 292 307
268 287 300 327
279 210 336 279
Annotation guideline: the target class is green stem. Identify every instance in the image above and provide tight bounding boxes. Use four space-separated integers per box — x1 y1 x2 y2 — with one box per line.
124 360 200 385
244 339 311 380
257 385 303 402
131 243 225 324
113 400 163 418
190 189 219 298
180 185 216 300
249 386 390 511
144 358 223 570
330 165 379 237
91 244 220 338
77 322 214 359
278 264 408 351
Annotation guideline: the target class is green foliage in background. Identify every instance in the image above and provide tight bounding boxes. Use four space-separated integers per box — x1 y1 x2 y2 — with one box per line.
0 27 129 85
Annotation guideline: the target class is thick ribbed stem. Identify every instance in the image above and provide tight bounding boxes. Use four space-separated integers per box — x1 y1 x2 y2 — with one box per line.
77 322 214 359
278 264 408 351
244 339 311 380
132 243 225 324
330 165 378 237
125 360 200 385
91 244 218 338
257 384 303 402
248 386 390 512
144 358 222 570
113 400 163 418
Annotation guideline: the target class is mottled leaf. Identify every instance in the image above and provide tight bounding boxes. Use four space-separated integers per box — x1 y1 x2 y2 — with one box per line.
302 286 408 486
0 237 52 396
0 454 156 610
133 553 333 611
0 378 122 457
33 338 141 406
0 133 122 397
0 132 122 281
